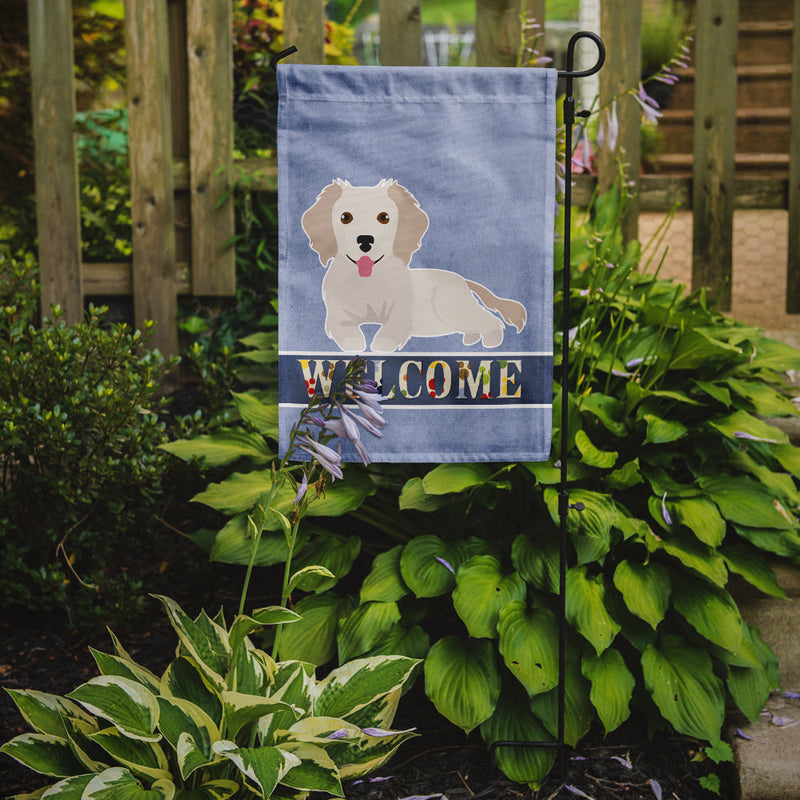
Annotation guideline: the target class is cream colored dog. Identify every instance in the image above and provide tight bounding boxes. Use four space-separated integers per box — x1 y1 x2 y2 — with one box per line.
301 179 527 353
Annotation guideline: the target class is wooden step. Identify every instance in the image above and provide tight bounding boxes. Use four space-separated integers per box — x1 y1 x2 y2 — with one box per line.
657 64 793 111
658 107 791 154
649 152 789 178
738 0 794 22
738 20 794 66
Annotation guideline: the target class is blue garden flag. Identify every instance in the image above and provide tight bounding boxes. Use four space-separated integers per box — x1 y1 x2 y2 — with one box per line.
277 64 557 462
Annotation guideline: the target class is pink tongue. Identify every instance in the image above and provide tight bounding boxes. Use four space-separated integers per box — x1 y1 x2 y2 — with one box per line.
356 256 374 278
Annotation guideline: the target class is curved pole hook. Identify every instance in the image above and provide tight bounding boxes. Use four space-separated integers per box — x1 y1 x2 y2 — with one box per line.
558 31 605 80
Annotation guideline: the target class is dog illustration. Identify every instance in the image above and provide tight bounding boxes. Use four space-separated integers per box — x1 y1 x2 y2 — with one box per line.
301 179 527 353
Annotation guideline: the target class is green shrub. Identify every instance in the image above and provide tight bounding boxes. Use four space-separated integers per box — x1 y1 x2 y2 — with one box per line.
165 185 800 788
0 253 174 623
1 595 419 798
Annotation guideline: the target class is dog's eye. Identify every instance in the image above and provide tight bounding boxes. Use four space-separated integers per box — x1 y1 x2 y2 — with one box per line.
377 212 390 224
340 212 353 224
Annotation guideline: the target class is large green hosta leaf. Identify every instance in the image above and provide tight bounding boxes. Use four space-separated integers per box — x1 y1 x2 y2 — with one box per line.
424 636 501 734
276 741 344 796
452 556 526 639
496 601 558 697
159 428 272 468
720 543 786 599
82 768 175 800
575 429 618 468
666 497 726 547
581 649 635 734
421 463 493 494
88 727 171 782
566 566 621 655
612 560 670 629
511 534 559 594
231 391 279 438
290 534 361 592
337 601 402 662
360 545 409 603
699 475 797 530
642 634 725 741
212 741 299 798
708 409 788 445
4 689 93 738
277 593 352 665
399 535 469 598
528 649 593 747
480 681 555 789
671 574 743 653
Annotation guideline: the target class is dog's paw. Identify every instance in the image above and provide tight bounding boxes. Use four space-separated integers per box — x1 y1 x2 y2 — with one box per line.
462 331 481 346
329 331 367 351
370 332 406 353
481 328 504 348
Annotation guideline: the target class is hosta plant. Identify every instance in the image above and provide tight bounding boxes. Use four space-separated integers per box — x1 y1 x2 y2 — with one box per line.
1 595 419 800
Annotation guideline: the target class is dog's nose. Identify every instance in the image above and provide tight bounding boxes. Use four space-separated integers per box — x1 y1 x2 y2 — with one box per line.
357 235 374 253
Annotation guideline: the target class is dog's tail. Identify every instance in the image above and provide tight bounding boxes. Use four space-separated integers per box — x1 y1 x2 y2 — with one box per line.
465 280 527 333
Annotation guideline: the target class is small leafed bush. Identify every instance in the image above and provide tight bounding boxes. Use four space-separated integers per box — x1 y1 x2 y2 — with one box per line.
0 253 173 622
1 595 419 798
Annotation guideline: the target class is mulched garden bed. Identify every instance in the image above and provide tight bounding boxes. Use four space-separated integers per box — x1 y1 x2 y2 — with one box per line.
0 575 732 800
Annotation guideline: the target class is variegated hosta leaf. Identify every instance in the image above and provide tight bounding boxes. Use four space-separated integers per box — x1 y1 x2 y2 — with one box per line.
360 545 409 603
81 767 175 799
4 689 93 737
313 656 420 721
581 649 635 735
337 601 401 663
228 610 299 658
258 662 315 745
424 636 501 734
480 681 555 790
496 601 559 696
212 741 300 798
66 676 160 742
565 566 621 655
90 649 161 694
171 779 240 800
231 641 276 696
175 732 216 783
221 691 299 740
61 716 107 773
88 727 171 782
283 716 363 747
335 726 418 780
612 560 670 629
156 696 219 777
39 773 94 798
154 596 231 690
0 732 85 777
452 556 526 639
160 657 222 728
528 649 594 747
641 634 725 741
276 741 344 796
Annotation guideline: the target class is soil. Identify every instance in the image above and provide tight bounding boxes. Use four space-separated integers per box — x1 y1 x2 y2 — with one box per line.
0 580 732 800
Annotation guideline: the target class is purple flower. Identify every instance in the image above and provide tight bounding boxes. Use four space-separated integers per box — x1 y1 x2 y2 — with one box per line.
435 556 455 574
611 755 632 769
649 779 663 800
343 404 384 438
735 727 755 741
734 431 778 444
362 726 416 737
326 729 351 740
633 83 662 125
294 472 308 505
661 492 673 526
298 435 343 480
597 100 619 152
565 786 595 799
783 691 800 699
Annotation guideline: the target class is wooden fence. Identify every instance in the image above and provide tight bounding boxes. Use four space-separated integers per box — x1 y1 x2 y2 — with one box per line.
28 0 800 355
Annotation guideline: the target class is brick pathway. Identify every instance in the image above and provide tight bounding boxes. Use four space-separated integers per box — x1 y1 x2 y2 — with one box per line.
639 210 800 348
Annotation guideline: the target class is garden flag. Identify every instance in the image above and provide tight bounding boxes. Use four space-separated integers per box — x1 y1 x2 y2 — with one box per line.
277 63 557 462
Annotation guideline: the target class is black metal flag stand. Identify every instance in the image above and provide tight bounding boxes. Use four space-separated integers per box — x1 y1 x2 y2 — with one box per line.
273 30 606 779
490 30 605 776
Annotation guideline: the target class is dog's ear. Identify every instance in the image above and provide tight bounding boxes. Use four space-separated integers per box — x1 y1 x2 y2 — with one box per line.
301 182 343 267
388 183 429 266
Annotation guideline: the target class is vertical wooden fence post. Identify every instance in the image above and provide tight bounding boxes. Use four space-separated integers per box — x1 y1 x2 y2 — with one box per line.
284 0 325 64
476 0 541 67
692 0 738 311
126 0 179 355
787 0 800 313
379 0 421 66
187 0 235 295
598 0 641 244
28 0 83 324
